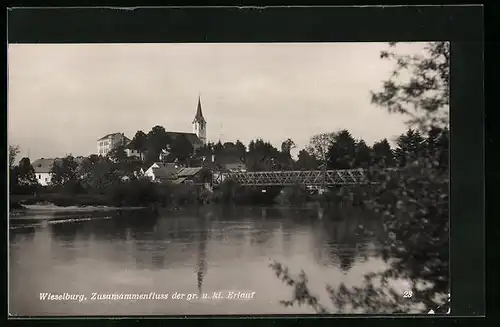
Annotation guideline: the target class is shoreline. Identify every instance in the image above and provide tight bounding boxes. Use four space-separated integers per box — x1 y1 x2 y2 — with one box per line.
9 203 147 216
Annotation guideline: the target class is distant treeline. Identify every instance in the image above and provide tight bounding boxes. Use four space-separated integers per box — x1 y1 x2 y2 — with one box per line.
9 124 447 209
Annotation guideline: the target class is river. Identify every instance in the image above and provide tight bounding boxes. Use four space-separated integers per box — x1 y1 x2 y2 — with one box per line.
9 205 410 316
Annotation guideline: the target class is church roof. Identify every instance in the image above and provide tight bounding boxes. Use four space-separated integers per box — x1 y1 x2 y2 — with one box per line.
193 96 206 124
166 132 202 146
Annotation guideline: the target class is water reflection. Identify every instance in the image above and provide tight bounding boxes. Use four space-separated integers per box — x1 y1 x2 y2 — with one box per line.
9 226 36 243
10 205 389 316
310 206 384 273
196 212 210 294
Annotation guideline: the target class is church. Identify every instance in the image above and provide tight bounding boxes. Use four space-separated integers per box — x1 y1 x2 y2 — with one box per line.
141 96 208 161
163 96 207 149
98 97 208 158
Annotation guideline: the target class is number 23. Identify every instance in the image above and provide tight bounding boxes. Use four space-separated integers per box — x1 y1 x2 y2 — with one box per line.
403 291 413 298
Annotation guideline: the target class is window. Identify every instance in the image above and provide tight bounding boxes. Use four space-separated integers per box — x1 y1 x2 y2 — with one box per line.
45 178 48 182
38 174 41 179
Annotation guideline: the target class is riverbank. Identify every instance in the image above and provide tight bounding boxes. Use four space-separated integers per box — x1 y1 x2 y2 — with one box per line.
22 204 146 212
10 193 108 207
9 193 151 215
9 203 147 217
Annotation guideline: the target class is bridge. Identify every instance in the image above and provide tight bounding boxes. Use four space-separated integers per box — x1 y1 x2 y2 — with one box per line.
212 169 379 186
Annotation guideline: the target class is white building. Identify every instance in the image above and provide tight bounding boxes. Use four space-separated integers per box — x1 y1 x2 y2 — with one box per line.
32 158 56 186
97 132 131 156
125 147 142 159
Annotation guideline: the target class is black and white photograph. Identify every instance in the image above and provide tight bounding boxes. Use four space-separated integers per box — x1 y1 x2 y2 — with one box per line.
8 39 450 316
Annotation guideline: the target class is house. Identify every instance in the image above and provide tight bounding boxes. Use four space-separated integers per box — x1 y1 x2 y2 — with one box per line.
203 154 247 185
32 157 92 185
125 146 142 160
141 161 211 186
32 158 57 186
123 137 145 160
97 132 131 157
143 162 179 182
202 154 247 172
158 148 170 161
219 156 247 172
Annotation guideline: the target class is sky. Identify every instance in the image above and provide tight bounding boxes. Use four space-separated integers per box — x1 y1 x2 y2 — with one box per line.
8 42 427 161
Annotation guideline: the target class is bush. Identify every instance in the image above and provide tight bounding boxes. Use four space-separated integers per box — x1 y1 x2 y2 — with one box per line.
105 179 160 207
275 184 309 206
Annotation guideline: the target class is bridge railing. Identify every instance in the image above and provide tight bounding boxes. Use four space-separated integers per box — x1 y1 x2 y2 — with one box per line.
212 168 397 186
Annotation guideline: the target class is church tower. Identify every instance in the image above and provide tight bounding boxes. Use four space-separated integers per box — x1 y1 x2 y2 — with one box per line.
192 96 207 144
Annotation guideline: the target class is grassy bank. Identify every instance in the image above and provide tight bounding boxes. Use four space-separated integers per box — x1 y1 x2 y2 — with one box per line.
9 178 209 210
9 176 380 212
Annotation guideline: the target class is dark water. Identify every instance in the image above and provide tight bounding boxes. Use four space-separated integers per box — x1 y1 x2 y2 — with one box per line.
9 205 410 316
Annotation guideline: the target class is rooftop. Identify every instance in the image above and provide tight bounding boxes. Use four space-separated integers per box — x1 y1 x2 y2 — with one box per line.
166 132 202 146
97 132 128 141
31 158 57 173
176 167 203 177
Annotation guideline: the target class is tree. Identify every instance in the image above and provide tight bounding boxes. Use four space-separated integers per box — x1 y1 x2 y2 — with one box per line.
306 133 336 164
246 139 281 171
107 145 128 163
281 138 296 155
130 130 148 159
197 168 213 185
371 42 449 132
394 129 426 167
145 125 170 163
10 157 38 194
295 149 319 170
278 138 296 170
16 157 38 188
76 154 100 180
169 135 194 165
234 140 247 161
434 127 449 171
81 157 120 193
194 142 215 160
372 139 395 168
327 130 357 169
222 142 237 157
9 145 20 170
353 140 372 169
50 155 79 187
271 42 450 314
213 141 224 156
271 150 449 313
425 126 449 169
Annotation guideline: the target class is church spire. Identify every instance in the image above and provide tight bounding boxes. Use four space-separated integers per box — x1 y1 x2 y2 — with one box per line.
193 95 206 124
192 94 207 144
